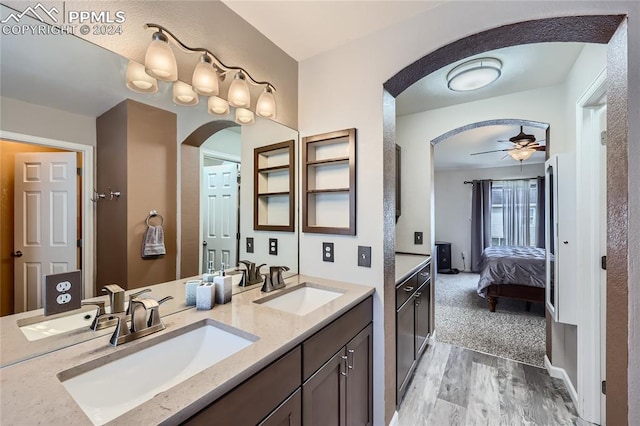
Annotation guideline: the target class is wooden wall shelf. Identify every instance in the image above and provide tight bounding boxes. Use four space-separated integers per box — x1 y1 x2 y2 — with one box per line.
254 140 295 232
302 128 356 235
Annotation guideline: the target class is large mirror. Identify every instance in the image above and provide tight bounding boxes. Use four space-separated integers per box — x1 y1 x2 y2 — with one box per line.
0 5 298 365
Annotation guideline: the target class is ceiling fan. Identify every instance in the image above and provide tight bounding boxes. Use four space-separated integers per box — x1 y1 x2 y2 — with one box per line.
470 126 546 162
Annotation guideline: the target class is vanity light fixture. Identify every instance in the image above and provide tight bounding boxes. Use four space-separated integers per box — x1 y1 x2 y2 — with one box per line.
447 57 502 92
126 23 277 124
125 61 158 93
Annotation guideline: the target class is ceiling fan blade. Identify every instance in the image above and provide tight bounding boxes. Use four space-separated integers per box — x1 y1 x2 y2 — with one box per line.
535 146 546 151
470 148 510 155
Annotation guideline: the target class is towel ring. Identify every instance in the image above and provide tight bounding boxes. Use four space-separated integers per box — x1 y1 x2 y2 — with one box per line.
146 210 164 227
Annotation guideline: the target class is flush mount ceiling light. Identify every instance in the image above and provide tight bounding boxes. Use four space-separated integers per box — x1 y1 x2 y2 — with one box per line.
127 23 278 124
447 57 502 92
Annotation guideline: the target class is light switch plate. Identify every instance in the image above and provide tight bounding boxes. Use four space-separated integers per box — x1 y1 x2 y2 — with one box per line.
246 237 254 253
323 242 334 262
414 232 423 245
269 238 278 255
358 246 372 267
43 270 81 316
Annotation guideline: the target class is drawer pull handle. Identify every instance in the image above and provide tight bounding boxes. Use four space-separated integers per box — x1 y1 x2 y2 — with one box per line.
404 286 414 292
347 349 355 370
341 355 348 377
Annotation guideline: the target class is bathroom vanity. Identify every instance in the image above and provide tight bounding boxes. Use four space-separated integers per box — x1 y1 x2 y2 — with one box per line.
0 275 374 425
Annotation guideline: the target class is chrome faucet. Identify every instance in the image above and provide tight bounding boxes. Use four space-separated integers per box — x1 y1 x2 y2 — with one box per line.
82 284 131 331
239 261 266 285
105 295 173 346
261 266 290 293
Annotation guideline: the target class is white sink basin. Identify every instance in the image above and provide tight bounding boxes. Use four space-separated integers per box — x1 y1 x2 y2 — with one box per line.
59 320 258 425
18 309 97 341
254 283 344 315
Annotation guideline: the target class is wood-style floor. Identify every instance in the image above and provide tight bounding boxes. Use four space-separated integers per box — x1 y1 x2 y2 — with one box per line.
397 341 588 425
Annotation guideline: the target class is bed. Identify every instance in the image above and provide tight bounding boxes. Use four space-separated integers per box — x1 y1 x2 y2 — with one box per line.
477 246 546 312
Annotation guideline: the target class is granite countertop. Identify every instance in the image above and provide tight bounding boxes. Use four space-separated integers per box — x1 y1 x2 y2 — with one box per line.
395 253 431 284
0 275 374 425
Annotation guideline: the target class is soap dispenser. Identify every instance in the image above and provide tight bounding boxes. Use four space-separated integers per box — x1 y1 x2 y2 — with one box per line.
203 260 216 283
213 263 232 304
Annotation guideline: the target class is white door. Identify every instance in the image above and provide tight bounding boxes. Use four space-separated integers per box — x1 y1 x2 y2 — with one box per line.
201 164 239 272
14 152 77 312
598 105 607 423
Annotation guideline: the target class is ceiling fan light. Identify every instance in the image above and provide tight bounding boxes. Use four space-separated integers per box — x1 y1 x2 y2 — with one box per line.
144 32 178 81
208 96 230 115
126 61 158 93
508 148 536 162
172 81 199 106
228 72 251 108
192 55 219 96
235 107 255 125
447 57 502 92
256 86 277 118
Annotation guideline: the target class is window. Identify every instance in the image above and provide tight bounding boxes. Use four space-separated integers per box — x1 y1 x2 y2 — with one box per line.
490 179 538 246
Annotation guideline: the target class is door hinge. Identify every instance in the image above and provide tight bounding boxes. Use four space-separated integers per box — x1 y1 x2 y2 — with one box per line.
77 167 82 176
77 239 82 248
602 380 606 395
601 131 607 146
601 255 607 270
236 232 241 240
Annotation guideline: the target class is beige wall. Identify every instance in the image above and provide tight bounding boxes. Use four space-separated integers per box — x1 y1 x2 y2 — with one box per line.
96 100 177 291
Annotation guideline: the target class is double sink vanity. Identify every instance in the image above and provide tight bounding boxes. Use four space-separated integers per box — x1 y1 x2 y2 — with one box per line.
0 275 374 425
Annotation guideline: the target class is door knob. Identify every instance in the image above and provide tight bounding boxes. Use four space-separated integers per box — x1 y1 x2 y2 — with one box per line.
11 251 23 257
202 241 208 246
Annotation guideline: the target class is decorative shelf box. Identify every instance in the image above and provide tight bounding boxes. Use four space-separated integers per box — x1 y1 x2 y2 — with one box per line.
254 140 295 232
302 128 356 235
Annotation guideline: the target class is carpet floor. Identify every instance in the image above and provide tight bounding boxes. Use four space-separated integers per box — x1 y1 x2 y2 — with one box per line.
435 272 546 367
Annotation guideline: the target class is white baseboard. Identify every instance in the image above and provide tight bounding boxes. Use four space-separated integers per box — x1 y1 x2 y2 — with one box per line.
544 355 579 410
389 410 399 426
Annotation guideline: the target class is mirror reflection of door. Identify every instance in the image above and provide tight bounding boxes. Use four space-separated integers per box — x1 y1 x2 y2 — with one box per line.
201 162 240 272
13 151 77 312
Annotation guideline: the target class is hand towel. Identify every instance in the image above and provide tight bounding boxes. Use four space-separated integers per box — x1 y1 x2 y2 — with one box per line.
141 225 166 258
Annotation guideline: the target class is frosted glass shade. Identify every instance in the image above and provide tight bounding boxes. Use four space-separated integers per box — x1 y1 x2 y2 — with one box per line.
508 148 535 161
144 33 178 81
235 107 255 125
256 87 276 118
172 81 199 106
192 57 219 96
447 58 502 92
228 73 250 108
126 61 158 93
208 96 230 115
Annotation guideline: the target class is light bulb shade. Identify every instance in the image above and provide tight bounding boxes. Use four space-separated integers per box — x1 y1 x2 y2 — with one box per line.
235 107 255 125
192 57 219 96
256 87 277 118
172 81 199 106
126 61 158 93
228 73 251 108
144 32 178 81
447 57 502 92
508 148 535 161
208 96 230 115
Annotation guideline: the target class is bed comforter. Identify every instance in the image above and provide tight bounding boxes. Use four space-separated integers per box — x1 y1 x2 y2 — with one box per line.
477 246 546 297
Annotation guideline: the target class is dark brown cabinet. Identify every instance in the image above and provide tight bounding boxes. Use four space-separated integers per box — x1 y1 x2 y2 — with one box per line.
303 323 373 426
259 389 302 426
396 260 432 405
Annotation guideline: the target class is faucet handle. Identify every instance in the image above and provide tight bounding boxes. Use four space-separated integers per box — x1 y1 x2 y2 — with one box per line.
148 296 173 327
102 284 126 314
126 288 152 315
102 312 129 346
81 300 107 330
81 300 106 316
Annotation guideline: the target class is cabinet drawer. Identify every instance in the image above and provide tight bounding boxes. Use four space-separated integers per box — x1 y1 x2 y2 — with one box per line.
396 274 418 309
417 264 431 287
302 296 373 381
184 346 302 425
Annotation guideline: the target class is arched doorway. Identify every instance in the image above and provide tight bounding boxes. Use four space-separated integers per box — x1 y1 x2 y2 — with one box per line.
382 15 628 425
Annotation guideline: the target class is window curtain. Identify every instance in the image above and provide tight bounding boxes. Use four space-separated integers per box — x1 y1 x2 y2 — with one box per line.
502 180 531 246
470 180 492 272
536 176 545 248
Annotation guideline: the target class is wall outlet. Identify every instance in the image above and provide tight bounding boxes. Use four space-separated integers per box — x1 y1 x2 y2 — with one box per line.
43 270 81 316
358 246 372 267
269 238 278 255
246 237 254 253
323 242 334 262
414 232 423 245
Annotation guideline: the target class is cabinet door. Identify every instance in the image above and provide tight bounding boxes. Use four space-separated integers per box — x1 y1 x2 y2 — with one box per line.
415 281 430 358
303 349 346 426
346 323 373 426
396 298 416 402
259 388 301 426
